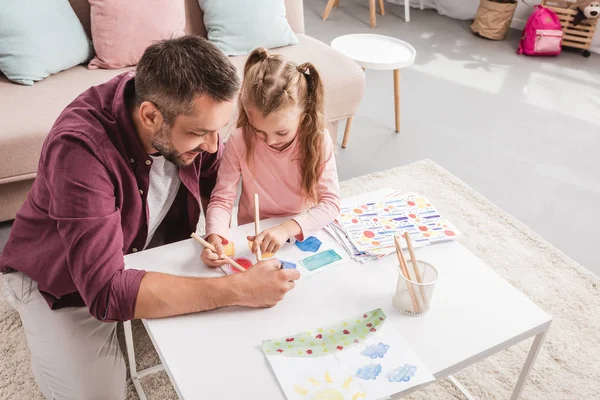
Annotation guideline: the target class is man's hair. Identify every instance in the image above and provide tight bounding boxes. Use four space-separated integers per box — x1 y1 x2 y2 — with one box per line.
135 36 240 123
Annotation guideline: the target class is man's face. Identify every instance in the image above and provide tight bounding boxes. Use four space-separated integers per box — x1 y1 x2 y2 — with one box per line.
150 95 233 167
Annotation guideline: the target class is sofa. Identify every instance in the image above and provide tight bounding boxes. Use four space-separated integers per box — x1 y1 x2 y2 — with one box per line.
0 0 365 222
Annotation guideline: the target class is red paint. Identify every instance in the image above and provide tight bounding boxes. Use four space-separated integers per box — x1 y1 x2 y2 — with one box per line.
307 349 313 354
384 208 389 212
409 214 416 219
407 201 416 206
366 323 373 327
352 219 358 224
361 205 368 209
230 257 253 274
316 334 322 339
445 230 456 237
385 225 391 229
363 231 375 239
373 218 378 222
276 349 283 353
379 317 384 321
286 338 294 342
369 328 376 332
337 346 343 350
363 314 368 318
353 339 360 343
418 226 428 232
343 330 350 334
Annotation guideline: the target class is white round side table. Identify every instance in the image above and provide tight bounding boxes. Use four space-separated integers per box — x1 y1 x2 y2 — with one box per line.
331 33 416 148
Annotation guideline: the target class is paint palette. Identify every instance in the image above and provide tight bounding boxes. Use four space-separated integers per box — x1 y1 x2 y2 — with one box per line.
337 193 460 253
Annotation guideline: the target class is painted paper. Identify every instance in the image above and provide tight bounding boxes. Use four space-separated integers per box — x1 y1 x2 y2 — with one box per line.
262 309 434 400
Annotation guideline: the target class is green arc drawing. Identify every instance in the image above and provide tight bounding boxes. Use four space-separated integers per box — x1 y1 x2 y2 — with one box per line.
262 308 387 358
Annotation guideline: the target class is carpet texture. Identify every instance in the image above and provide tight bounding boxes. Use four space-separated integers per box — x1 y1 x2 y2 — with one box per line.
1 159 598 399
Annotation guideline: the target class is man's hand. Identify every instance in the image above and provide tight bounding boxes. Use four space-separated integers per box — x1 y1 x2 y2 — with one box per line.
200 234 228 268
233 259 301 308
247 220 301 255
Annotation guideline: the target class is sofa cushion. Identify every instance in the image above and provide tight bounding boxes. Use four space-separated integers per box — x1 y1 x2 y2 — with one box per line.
0 0 94 86
229 34 364 124
88 0 186 69
198 0 299 56
0 67 132 181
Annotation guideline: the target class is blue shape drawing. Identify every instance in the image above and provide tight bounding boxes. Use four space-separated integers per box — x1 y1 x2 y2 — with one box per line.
355 364 382 380
294 236 322 252
388 364 417 383
361 342 390 359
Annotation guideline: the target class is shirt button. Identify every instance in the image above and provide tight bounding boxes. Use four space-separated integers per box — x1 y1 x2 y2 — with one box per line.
145 160 152 165
132 248 138 253
139 189 144 195
129 158 134 164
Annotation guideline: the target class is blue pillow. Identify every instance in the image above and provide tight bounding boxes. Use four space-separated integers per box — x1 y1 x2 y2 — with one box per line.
198 0 299 56
0 0 94 86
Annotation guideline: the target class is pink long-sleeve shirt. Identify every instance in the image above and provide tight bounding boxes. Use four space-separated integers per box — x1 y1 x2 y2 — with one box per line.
206 127 341 242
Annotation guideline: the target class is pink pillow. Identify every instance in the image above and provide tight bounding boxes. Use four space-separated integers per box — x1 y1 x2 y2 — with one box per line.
88 0 185 70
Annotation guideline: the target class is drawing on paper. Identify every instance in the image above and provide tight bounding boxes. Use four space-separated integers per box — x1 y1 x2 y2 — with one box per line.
387 364 417 383
262 309 386 358
293 372 367 400
360 343 389 359
355 364 382 380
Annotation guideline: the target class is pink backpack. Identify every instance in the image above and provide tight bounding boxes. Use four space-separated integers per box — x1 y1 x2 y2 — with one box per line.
517 5 563 56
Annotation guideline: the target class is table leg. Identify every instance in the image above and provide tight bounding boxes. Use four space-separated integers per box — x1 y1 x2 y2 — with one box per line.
510 329 549 400
378 0 385 15
322 0 337 21
405 0 410 22
393 69 401 133
369 0 377 28
342 117 354 148
334 0 341 7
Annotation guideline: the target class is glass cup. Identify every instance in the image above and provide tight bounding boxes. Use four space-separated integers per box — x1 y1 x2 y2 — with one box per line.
392 260 438 316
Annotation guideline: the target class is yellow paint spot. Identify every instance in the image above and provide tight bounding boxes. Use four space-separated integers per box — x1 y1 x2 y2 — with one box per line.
275 342 281 346
313 388 344 400
325 371 332 383
322 343 327 347
318 328 323 333
352 392 367 400
308 378 320 386
342 376 353 389
343 322 349 326
323 348 329 352
266 350 271 353
330 329 335 333
288 345 293 348
329 335 335 339
300 339 305 342
356 320 361 323
310 342 316 346
344 342 349 346
294 385 308 396
298 351 303 355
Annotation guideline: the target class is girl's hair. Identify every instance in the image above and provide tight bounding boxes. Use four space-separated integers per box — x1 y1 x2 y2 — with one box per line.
237 47 325 204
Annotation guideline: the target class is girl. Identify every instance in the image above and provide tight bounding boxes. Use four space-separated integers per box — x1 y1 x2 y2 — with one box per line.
202 47 341 267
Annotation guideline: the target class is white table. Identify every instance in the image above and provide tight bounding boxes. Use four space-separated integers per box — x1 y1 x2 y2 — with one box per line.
331 34 416 148
322 0 425 27
124 219 552 400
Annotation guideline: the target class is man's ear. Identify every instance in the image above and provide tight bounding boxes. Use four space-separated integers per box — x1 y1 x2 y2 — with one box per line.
138 101 164 131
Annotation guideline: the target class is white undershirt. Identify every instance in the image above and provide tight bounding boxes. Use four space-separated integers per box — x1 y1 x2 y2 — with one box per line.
144 155 181 249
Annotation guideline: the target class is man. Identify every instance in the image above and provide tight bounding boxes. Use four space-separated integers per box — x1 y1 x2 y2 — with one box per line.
0 36 300 399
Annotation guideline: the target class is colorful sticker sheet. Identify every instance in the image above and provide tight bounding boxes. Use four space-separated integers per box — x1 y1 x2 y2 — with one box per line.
337 193 460 254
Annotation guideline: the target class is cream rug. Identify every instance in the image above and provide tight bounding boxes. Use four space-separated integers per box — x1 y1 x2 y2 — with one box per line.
1 159 598 399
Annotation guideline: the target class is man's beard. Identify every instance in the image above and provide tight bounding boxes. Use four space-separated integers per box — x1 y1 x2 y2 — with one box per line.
149 123 191 167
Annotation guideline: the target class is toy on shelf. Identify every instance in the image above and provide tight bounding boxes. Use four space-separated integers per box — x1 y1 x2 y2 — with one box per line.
542 0 598 57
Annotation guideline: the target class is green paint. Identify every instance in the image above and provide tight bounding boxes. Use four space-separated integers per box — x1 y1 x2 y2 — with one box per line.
261 308 387 358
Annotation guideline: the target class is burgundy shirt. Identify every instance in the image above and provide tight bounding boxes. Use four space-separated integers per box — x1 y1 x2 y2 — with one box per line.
0 72 222 322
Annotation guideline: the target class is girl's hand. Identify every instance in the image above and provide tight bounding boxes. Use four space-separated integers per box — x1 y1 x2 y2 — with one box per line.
200 234 228 268
247 220 301 255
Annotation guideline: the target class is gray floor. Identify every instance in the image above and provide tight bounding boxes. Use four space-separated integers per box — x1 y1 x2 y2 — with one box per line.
1 1 599 276
306 0 600 274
